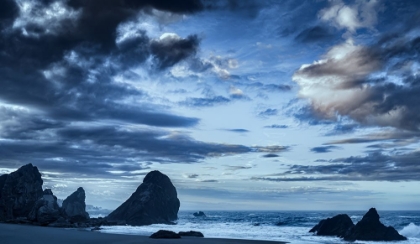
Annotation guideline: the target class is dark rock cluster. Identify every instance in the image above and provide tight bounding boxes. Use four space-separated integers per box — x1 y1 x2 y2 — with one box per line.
0 164 181 230
310 208 407 242
0 164 90 227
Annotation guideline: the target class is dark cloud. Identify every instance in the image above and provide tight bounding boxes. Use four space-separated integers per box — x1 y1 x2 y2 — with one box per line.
264 124 288 129
258 108 278 117
180 96 231 107
226 129 249 133
325 124 359 136
310 146 340 153
263 154 279 158
295 25 334 43
150 35 200 70
256 150 420 182
225 166 252 171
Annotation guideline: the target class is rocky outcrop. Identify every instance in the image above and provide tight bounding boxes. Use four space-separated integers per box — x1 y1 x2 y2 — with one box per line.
107 170 180 226
343 208 407 241
193 211 206 217
150 230 181 239
28 189 61 225
179 231 204 237
0 164 43 221
309 214 354 237
62 187 90 223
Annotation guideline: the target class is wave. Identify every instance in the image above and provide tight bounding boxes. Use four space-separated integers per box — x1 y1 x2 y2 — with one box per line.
400 223 420 238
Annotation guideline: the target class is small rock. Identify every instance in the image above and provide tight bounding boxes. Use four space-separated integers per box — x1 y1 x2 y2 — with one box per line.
91 226 101 231
178 231 204 237
150 230 181 239
193 211 206 217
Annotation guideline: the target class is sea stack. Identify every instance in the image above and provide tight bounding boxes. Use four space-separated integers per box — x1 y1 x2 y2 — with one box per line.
107 170 180 225
343 208 407 241
62 187 90 223
0 164 43 221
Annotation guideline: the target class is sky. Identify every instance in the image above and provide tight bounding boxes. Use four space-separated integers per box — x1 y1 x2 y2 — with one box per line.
0 0 419 211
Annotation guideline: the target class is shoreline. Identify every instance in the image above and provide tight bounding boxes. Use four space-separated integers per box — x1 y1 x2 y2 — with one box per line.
0 223 287 244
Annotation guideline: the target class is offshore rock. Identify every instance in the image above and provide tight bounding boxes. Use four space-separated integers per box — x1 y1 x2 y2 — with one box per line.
309 214 354 237
107 170 180 226
343 208 407 241
150 230 181 239
0 164 43 221
28 189 61 225
179 231 204 237
62 187 90 223
193 211 206 217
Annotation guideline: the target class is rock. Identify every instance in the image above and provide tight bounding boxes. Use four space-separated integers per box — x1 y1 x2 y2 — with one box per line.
193 211 206 217
62 187 90 223
309 214 354 237
28 189 61 225
0 164 43 221
91 226 102 231
178 231 204 237
48 216 73 228
150 230 181 239
343 208 407 241
107 170 180 226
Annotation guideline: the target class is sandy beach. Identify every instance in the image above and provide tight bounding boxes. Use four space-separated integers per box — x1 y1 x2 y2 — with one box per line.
0 223 287 244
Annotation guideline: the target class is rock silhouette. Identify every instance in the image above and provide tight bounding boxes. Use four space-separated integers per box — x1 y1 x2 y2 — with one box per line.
0 164 43 221
343 208 407 241
193 211 206 217
62 187 90 223
309 214 354 237
107 170 180 225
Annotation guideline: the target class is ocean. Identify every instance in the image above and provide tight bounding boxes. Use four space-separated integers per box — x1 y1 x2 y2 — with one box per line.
97 211 420 243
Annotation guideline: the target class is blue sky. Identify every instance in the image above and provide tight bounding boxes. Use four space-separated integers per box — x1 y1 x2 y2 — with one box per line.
0 0 419 210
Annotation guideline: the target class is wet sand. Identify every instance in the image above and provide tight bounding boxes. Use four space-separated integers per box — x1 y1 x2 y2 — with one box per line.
0 223 287 244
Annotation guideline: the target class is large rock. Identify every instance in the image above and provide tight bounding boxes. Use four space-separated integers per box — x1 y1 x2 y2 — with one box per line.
0 164 43 221
343 208 407 241
309 214 354 237
62 187 90 223
107 170 180 226
28 189 61 225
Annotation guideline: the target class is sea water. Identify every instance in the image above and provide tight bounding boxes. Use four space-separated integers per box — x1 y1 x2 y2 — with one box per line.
98 211 420 243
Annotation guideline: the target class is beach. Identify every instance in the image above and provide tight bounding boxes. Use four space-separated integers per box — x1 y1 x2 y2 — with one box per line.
0 223 287 244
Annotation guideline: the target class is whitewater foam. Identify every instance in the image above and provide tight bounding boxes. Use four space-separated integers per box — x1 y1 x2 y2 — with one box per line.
401 223 420 238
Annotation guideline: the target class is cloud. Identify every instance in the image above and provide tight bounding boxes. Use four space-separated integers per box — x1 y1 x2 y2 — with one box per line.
225 165 252 171
295 25 334 43
226 129 249 133
258 108 278 117
180 96 231 107
255 149 420 182
310 145 340 153
150 33 200 70
263 154 279 158
325 124 359 136
264 124 288 129
319 0 380 33
293 34 420 130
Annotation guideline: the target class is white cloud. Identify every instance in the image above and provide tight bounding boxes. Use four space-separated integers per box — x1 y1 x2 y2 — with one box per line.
319 0 380 33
